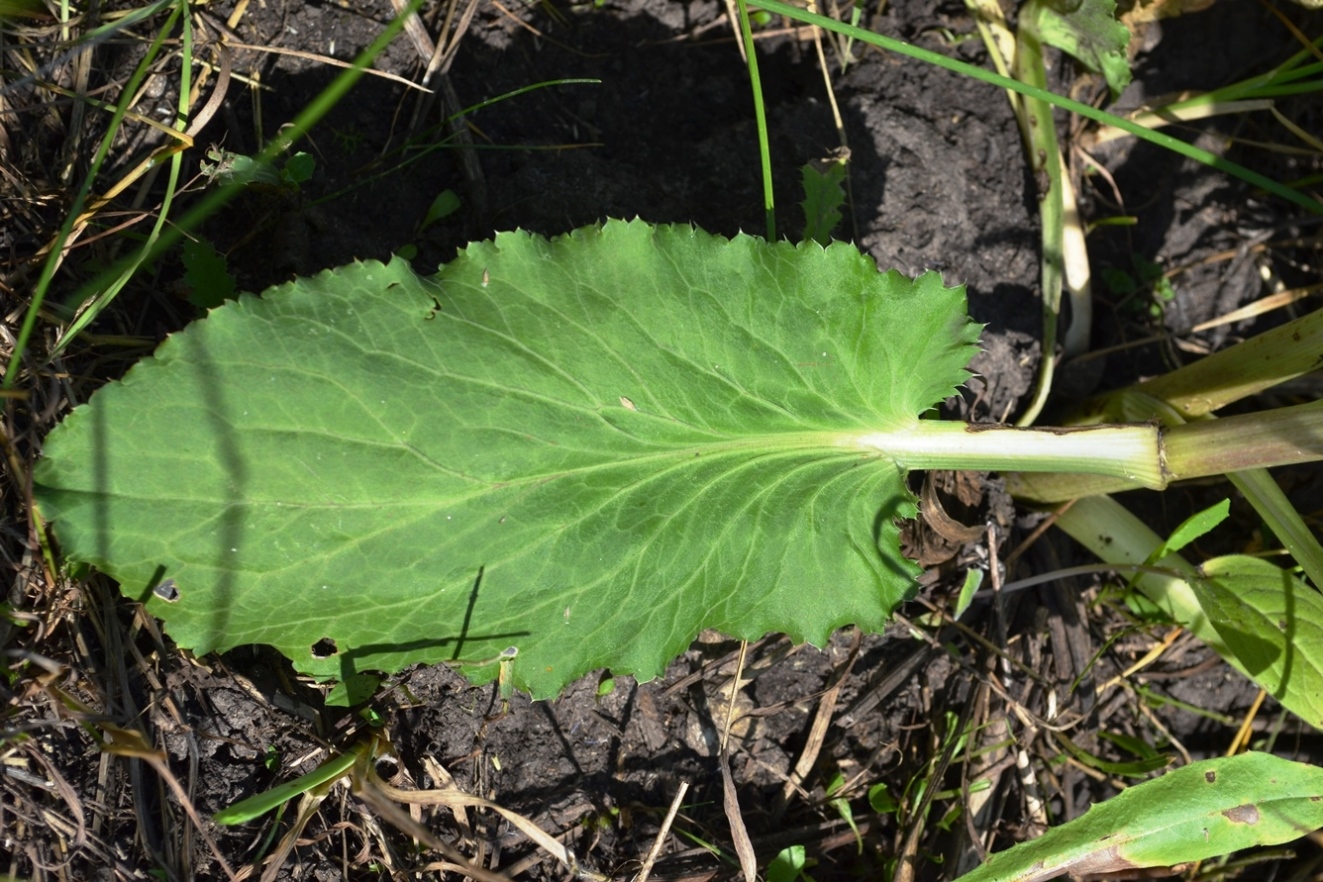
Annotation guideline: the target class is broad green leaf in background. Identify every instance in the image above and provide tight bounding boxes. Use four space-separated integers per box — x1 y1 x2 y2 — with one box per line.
954 752 1323 882
1033 0 1132 97
34 220 981 699
1056 497 1323 728
1190 555 1323 727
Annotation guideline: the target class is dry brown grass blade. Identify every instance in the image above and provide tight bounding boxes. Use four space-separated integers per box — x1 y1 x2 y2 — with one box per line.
389 0 488 224
184 40 232 139
364 766 577 873
99 723 239 882
256 788 332 882
213 41 431 92
717 640 758 882
636 779 689 882
352 777 514 882
14 736 88 850
774 629 861 819
719 750 759 882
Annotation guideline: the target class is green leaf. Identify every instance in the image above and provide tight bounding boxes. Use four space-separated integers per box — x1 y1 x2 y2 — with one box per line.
180 238 237 310
324 671 381 706
214 741 368 825
33 220 981 699
954 567 982 620
1053 731 1170 778
799 157 847 246
767 845 807 882
1191 555 1323 728
1125 496 1229 591
1033 0 1131 97
954 752 1323 882
868 782 899 815
200 147 283 189
1146 498 1229 562
282 152 315 187
420 188 462 232
0 0 50 20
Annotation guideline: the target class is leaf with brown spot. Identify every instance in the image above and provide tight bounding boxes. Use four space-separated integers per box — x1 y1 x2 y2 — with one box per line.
955 753 1323 882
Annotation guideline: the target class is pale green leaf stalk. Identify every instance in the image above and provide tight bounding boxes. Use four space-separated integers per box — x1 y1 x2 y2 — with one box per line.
954 752 1323 882
1013 307 1323 589
996 0 1123 421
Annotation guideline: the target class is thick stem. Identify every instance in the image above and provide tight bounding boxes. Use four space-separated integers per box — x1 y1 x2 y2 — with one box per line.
1164 399 1323 478
1008 399 1323 502
855 421 1164 487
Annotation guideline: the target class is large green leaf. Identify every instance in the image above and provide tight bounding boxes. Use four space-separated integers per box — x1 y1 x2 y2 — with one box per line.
955 752 1323 882
34 220 980 698
1034 0 1131 98
1191 555 1323 728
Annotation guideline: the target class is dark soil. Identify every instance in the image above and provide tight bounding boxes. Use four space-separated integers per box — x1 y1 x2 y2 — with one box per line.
4 0 1323 880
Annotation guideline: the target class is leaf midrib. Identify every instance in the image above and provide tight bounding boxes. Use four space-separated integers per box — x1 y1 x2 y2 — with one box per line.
49 428 899 510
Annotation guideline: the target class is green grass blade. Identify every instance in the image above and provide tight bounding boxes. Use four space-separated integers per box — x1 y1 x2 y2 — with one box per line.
50 1 197 358
748 0 1323 217
11 0 430 386
736 0 776 239
3 0 183 388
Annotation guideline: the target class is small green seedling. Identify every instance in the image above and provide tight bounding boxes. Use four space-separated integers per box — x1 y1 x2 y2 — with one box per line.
1101 255 1176 320
200 146 315 192
824 771 863 853
1141 499 1230 567
953 568 983 620
868 782 899 816
767 845 817 882
418 189 462 234
1114 496 1231 606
